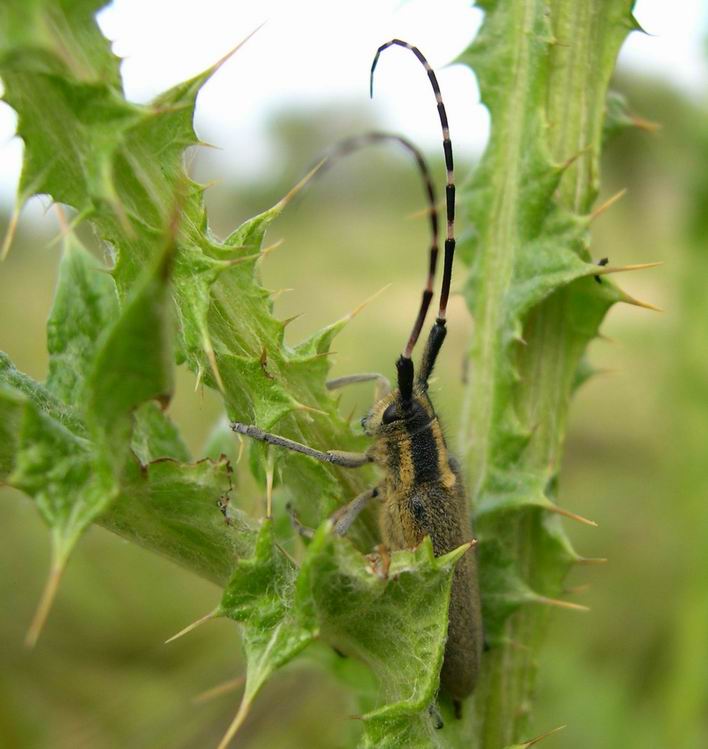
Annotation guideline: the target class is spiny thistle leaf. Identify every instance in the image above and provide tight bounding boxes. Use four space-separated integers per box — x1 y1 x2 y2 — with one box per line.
0 225 238 616
300 527 469 749
0 0 381 733
208 521 467 748
44 234 189 463
84 237 176 478
45 234 119 404
213 519 316 746
107 455 250 586
1 0 375 533
1 225 178 645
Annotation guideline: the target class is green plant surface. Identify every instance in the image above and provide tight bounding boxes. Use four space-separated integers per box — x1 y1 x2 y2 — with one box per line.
457 0 641 745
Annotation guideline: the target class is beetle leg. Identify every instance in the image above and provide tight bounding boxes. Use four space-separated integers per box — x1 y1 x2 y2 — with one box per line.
287 488 379 539
326 373 391 400
231 422 371 468
286 502 315 539
332 487 380 535
428 703 444 730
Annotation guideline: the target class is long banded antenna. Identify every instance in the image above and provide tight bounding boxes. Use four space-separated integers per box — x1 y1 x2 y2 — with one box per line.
371 39 457 385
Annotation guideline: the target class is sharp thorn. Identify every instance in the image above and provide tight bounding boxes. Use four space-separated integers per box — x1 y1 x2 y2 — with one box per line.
593 261 663 277
260 238 284 257
216 693 253 749
575 556 608 566
203 332 225 393
193 675 245 705
165 609 218 644
199 178 223 190
210 21 267 76
276 158 327 210
536 596 590 612
559 144 592 172
293 402 328 417
53 204 69 233
225 251 260 266
236 434 245 465
524 725 567 747
47 207 93 250
405 205 429 220
224 240 283 268
545 503 597 527
592 367 620 378
620 292 663 312
405 198 445 221
564 583 591 595
1 203 20 262
346 283 392 321
281 313 303 329
25 560 65 648
269 287 294 301
630 115 661 133
590 188 627 221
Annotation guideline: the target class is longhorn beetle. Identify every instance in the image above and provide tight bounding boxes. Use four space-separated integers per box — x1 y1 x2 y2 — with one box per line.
231 39 483 703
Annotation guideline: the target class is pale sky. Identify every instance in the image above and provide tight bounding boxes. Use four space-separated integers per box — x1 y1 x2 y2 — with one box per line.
0 0 705 207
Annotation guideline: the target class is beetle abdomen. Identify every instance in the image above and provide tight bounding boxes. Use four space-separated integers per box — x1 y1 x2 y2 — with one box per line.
380 468 482 699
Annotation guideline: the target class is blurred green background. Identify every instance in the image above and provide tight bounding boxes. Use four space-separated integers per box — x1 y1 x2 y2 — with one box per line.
1 64 707 749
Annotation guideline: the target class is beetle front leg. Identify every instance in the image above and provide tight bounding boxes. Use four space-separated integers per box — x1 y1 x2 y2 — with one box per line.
231 422 372 468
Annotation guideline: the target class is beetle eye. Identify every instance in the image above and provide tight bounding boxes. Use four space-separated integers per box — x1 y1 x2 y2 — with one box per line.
382 404 401 425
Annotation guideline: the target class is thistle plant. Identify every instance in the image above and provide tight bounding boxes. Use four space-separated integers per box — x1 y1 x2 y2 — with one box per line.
0 1 654 747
